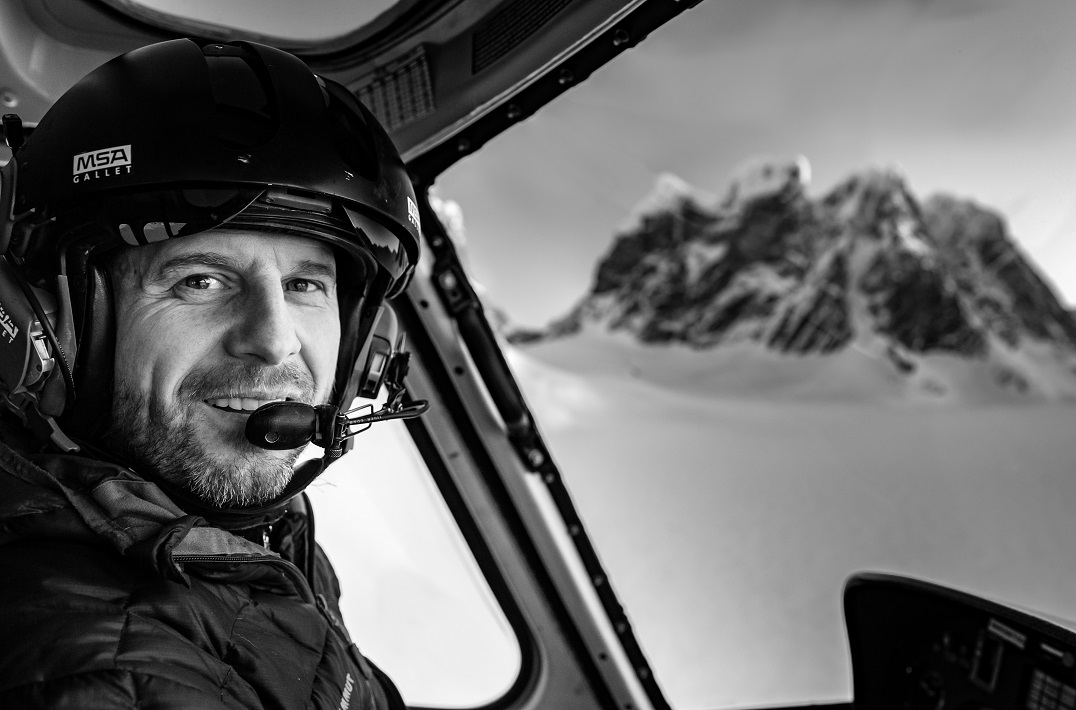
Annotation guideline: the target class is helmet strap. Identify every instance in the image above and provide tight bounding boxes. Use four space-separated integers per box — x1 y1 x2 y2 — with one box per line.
58 259 115 444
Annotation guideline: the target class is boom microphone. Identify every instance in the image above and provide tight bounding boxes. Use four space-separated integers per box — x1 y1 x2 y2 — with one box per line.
245 398 429 452
244 401 322 450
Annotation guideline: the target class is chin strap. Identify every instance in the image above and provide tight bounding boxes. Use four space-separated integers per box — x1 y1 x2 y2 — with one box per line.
0 391 79 452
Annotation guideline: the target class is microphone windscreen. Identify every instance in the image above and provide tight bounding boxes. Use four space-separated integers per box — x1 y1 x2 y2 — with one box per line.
244 401 317 450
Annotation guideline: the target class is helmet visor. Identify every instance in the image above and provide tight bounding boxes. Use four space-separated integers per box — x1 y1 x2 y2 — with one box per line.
96 187 264 245
53 186 414 290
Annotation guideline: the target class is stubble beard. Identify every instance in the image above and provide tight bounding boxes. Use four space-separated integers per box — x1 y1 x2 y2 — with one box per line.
108 362 320 508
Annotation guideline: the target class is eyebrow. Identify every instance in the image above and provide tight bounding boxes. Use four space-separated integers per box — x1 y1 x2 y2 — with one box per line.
152 252 337 281
291 259 338 281
152 253 236 280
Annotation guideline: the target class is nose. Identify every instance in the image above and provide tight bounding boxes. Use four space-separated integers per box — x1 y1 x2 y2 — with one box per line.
224 282 301 366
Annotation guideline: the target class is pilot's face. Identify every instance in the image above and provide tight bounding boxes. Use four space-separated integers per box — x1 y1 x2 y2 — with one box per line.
108 229 341 507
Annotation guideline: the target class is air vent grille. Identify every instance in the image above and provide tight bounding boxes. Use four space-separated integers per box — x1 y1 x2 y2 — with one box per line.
356 46 435 132
472 0 574 74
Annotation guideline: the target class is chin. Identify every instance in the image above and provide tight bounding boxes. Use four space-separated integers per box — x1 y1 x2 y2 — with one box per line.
180 423 302 508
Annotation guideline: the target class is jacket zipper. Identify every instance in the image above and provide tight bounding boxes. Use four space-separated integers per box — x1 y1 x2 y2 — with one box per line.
172 553 315 603
172 555 263 563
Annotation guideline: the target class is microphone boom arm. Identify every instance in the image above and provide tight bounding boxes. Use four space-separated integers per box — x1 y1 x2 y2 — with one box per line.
245 350 429 454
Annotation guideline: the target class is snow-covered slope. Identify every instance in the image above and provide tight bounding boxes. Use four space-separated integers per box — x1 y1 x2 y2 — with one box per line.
502 340 1076 707
510 159 1076 401
490 163 1076 706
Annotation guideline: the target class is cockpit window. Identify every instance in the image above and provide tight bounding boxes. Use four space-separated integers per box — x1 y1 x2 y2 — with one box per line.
111 0 398 44
437 1 1076 707
306 418 522 706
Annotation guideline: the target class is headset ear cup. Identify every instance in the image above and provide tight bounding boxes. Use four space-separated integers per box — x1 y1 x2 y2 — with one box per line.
352 306 399 401
59 263 114 441
333 264 388 408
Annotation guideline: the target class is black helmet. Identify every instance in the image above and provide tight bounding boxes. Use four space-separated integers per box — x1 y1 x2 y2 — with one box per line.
0 39 421 456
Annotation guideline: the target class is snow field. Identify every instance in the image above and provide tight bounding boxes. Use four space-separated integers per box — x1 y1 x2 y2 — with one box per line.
511 335 1076 707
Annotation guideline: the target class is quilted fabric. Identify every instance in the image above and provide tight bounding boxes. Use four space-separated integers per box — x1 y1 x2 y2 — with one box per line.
0 439 403 709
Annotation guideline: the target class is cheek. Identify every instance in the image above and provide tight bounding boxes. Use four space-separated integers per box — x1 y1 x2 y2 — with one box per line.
299 310 341 396
113 303 219 398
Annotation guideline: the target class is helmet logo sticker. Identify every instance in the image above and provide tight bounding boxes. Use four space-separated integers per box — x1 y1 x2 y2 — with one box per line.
0 301 18 344
72 145 132 184
407 196 420 231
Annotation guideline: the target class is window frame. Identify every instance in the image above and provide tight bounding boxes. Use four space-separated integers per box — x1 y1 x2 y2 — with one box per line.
391 187 672 709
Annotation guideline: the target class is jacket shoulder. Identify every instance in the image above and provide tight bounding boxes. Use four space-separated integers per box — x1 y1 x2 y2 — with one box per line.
0 537 264 706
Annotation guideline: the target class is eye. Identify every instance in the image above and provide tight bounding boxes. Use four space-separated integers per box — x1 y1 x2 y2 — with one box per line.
285 278 324 293
182 275 224 290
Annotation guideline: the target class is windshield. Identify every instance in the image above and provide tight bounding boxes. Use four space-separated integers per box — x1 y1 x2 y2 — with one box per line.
436 1 1076 706
306 416 522 707
113 0 398 43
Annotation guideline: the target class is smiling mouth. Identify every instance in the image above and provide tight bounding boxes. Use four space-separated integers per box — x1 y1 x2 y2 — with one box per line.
205 396 296 413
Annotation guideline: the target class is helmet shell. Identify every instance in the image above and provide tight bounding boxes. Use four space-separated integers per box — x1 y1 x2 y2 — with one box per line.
14 39 419 290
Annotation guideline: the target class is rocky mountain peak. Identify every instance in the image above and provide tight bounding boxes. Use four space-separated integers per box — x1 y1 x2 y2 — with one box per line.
509 160 1076 395
720 155 812 211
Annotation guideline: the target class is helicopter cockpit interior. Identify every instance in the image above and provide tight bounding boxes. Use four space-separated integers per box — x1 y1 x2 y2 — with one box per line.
4 1 1076 709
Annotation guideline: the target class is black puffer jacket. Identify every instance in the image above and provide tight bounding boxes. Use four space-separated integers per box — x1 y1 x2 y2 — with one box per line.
0 438 404 709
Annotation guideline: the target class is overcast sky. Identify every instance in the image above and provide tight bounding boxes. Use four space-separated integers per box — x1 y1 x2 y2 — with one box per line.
437 0 1076 327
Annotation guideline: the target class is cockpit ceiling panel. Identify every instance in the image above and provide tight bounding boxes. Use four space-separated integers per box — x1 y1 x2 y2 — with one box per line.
1 0 699 171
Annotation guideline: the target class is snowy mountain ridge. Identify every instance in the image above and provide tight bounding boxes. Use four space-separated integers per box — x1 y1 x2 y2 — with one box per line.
507 158 1076 400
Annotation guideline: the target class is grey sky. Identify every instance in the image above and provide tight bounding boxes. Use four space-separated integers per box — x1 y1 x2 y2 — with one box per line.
438 0 1076 327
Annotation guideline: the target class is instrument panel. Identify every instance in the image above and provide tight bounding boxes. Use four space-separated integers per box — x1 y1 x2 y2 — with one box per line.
845 573 1076 709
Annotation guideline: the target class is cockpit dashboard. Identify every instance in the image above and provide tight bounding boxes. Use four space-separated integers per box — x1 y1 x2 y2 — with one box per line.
846 573 1076 710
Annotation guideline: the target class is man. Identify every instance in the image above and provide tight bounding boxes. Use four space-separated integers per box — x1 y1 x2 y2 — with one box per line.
0 38 420 708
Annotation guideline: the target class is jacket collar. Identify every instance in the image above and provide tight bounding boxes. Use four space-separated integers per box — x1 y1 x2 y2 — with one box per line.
0 439 312 599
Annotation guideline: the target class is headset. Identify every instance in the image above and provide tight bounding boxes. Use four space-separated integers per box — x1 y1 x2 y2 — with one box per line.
0 141 426 460
0 39 429 466
0 144 78 450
